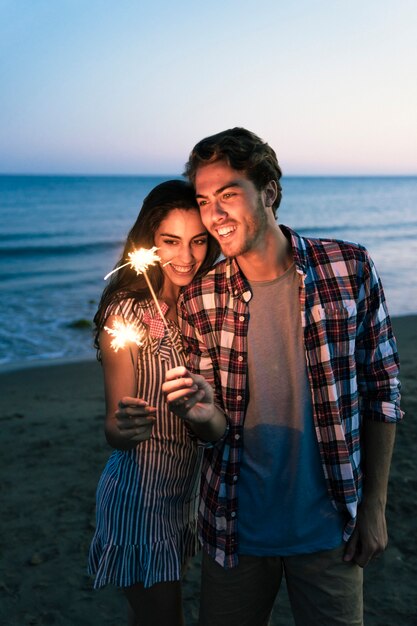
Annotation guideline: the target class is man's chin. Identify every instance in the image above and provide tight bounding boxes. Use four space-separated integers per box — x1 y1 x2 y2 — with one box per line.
218 241 246 258
216 237 237 257
219 245 235 258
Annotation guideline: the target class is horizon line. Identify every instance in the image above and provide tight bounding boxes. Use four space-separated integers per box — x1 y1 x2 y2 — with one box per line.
1 172 417 178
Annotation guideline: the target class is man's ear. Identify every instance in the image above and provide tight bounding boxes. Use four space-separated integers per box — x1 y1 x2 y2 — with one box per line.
263 180 278 207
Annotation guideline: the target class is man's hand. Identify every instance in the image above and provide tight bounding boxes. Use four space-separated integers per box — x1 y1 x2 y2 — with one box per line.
344 420 396 567
162 366 215 423
344 497 388 567
162 367 227 442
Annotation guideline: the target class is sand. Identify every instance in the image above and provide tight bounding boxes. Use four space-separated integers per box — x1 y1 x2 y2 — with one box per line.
0 315 416 625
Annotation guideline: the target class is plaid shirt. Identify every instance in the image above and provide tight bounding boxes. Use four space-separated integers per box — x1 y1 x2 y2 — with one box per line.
179 225 403 569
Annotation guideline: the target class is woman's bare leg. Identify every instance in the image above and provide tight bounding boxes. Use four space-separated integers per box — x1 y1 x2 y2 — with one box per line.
124 580 184 626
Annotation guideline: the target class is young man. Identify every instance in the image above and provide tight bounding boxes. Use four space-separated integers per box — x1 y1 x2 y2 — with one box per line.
162 128 403 626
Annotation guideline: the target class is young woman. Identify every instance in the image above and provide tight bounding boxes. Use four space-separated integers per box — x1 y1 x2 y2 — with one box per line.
88 180 220 625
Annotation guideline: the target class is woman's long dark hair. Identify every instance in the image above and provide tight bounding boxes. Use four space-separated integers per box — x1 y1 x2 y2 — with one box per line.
94 179 220 352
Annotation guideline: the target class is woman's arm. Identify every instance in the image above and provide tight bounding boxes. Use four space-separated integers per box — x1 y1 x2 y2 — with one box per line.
100 315 156 450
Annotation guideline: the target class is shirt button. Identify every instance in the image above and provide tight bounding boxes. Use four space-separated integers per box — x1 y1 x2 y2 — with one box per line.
236 395 242 401
233 475 238 482
234 433 241 440
231 511 236 518
234 289 238 296
239 315 245 321
237 356 243 362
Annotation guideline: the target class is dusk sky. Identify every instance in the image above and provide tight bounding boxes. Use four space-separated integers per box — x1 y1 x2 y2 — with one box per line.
1 0 416 175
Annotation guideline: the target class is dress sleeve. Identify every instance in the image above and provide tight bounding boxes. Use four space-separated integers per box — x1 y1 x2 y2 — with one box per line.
103 297 144 326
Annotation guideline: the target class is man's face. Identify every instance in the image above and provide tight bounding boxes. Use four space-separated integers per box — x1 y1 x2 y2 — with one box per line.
195 160 271 259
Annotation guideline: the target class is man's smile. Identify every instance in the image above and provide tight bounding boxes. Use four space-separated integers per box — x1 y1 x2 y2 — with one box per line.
216 225 237 238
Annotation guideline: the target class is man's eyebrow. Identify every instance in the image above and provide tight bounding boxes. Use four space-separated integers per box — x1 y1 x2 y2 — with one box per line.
195 181 242 199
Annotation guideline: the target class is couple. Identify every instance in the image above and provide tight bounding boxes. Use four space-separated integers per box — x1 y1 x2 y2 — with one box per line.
89 128 403 626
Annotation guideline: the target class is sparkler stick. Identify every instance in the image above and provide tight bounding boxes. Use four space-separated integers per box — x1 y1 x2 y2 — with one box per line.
142 272 171 335
103 246 181 358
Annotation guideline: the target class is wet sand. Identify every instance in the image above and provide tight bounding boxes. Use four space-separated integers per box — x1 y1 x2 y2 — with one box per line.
0 316 416 625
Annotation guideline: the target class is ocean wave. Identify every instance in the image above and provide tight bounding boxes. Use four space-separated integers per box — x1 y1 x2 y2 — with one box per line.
0 232 70 242
0 240 124 257
295 227 417 244
295 221 417 236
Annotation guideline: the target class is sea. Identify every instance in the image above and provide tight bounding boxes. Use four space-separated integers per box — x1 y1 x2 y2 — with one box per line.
1 175 416 370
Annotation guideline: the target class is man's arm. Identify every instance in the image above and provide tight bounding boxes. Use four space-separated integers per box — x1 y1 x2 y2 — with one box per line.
344 420 396 567
170 292 228 442
345 251 403 567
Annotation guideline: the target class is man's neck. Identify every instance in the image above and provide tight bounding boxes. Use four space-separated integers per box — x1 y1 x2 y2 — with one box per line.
235 224 293 281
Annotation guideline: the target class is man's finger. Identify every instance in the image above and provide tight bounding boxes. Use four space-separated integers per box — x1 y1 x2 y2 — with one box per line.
164 366 189 381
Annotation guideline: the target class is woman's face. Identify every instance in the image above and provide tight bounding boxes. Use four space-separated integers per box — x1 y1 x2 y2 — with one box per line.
154 208 208 289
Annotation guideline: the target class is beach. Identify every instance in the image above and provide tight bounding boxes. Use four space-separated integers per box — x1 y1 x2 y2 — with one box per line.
0 315 416 626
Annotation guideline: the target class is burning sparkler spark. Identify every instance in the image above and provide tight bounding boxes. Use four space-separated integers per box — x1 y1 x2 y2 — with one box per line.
104 247 161 280
128 247 161 274
104 320 145 352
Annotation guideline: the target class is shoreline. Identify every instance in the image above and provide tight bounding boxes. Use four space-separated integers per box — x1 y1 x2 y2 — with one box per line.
0 314 415 625
0 354 97 375
0 313 415 376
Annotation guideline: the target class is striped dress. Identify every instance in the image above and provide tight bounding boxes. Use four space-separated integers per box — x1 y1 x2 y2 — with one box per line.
88 298 202 589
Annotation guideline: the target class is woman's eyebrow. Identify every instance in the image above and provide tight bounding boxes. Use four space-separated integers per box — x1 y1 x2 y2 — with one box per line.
158 231 207 238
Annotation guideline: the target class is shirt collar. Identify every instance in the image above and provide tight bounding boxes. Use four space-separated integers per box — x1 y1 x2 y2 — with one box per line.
224 225 307 300
225 257 252 302
279 224 308 275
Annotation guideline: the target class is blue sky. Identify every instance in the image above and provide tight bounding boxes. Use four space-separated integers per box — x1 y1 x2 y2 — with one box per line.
1 0 416 175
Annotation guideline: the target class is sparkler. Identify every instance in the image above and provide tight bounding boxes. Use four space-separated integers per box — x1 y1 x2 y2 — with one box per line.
103 246 179 355
104 319 145 352
104 247 162 280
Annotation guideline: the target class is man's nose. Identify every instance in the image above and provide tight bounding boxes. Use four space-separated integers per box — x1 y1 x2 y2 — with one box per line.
212 198 227 222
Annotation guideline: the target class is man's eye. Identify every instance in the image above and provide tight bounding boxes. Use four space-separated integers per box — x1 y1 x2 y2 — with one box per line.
223 192 235 200
198 200 208 207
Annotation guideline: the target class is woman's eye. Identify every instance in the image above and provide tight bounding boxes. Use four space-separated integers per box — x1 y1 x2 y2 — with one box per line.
193 238 208 246
162 239 178 245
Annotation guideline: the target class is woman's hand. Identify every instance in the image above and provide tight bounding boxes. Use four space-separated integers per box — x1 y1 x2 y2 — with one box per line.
115 396 157 443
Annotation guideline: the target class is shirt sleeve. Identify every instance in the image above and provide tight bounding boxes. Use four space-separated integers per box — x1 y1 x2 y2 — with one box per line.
178 295 218 400
178 293 230 447
355 250 404 423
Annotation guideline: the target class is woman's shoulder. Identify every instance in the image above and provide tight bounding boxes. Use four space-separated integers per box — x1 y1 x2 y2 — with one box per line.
104 295 153 324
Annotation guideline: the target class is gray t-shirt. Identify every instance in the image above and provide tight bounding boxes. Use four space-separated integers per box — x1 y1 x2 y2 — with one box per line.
238 264 346 555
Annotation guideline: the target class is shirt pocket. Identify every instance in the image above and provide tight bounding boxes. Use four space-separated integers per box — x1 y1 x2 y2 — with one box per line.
309 302 357 357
